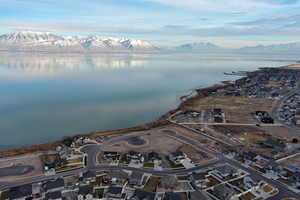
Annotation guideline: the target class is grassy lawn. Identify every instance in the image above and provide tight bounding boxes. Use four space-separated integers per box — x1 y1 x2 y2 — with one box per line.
95 188 104 198
67 157 83 164
56 165 82 172
177 175 189 181
144 176 159 192
144 163 154 169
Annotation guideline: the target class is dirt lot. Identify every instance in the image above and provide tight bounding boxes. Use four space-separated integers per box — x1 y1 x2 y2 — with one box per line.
259 126 300 141
99 125 215 165
184 95 274 123
0 153 43 182
101 131 184 155
286 64 300 69
210 125 269 145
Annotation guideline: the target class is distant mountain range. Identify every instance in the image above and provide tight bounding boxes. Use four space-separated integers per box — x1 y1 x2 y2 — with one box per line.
1 31 300 54
175 42 221 51
175 42 300 54
0 31 158 53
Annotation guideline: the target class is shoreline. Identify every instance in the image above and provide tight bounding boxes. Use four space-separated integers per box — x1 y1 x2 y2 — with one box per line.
0 63 297 158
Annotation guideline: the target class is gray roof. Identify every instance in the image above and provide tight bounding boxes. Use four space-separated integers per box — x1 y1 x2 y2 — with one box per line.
129 171 144 185
130 189 155 200
45 191 62 200
78 185 93 195
106 170 129 180
215 165 237 175
8 184 32 199
189 191 211 200
43 178 64 191
107 186 123 195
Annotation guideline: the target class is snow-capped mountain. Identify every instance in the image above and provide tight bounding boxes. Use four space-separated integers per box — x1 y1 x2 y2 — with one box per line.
0 31 158 52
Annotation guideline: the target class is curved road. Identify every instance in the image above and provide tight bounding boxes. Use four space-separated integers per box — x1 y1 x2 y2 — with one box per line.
1 128 300 200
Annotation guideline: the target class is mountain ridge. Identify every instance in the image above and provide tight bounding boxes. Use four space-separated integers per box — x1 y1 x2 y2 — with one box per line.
0 31 158 52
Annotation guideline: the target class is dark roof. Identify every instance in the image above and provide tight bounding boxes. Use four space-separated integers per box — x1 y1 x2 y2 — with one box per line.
164 192 182 200
78 185 93 195
191 172 206 181
263 139 285 149
148 151 160 160
244 151 258 161
129 171 144 185
107 186 123 195
170 151 184 157
189 191 211 200
83 170 96 179
45 191 62 200
131 189 155 200
215 165 237 175
8 184 32 199
43 178 64 191
127 151 140 156
106 170 128 180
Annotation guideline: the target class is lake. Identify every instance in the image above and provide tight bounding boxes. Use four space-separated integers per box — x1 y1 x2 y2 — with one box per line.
0 52 297 150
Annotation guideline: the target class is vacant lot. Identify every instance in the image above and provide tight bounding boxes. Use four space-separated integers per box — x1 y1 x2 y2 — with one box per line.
184 95 274 123
101 131 183 155
0 153 43 182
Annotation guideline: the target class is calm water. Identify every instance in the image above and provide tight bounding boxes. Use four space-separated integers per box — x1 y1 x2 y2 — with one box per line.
0 52 297 150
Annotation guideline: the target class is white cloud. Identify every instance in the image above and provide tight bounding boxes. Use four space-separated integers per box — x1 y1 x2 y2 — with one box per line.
139 0 299 13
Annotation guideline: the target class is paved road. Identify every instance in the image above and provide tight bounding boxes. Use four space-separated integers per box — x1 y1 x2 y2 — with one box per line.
161 128 300 200
1 126 300 200
178 122 282 126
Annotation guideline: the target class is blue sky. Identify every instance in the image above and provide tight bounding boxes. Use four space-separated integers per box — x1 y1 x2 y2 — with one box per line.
1 0 300 47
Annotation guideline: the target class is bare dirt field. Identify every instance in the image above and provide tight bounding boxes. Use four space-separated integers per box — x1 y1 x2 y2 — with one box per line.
285 64 300 69
101 131 183 155
259 126 300 140
210 125 269 145
184 95 274 123
0 153 43 182
99 125 215 165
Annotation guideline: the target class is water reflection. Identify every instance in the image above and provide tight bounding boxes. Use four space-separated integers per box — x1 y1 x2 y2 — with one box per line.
0 52 294 149
0 53 147 74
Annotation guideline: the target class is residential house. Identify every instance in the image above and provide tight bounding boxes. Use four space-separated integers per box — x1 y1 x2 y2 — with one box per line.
78 185 94 200
105 186 124 199
103 152 120 161
212 165 238 179
211 184 236 200
43 178 65 193
129 189 155 200
127 151 144 162
189 191 212 200
103 170 129 185
289 171 300 188
168 151 186 164
189 172 207 188
129 171 145 186
148 152 160 162
8 184 33 200
81 171 96 183
45 191 62 200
